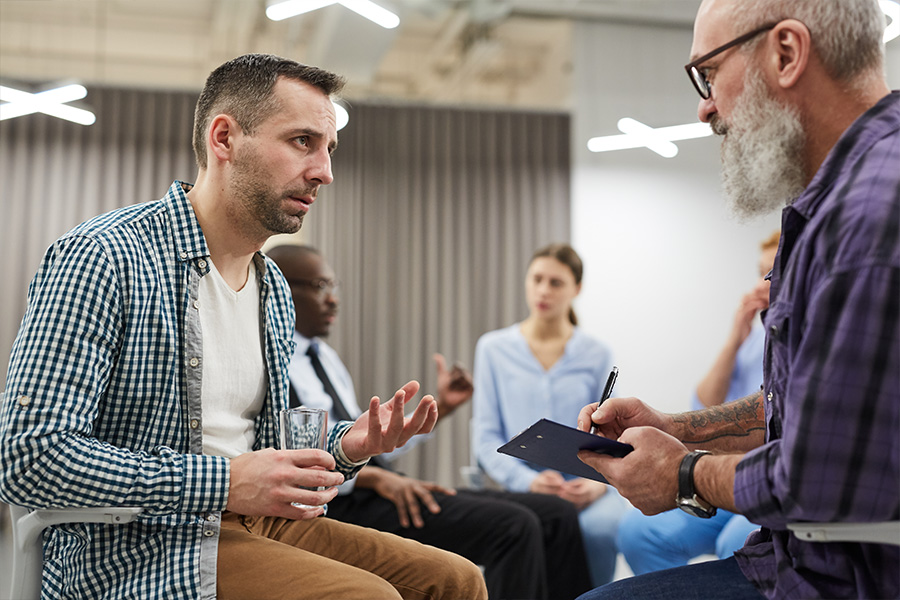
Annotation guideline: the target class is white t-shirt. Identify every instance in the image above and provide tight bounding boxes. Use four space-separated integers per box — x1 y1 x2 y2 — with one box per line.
199 260 267 458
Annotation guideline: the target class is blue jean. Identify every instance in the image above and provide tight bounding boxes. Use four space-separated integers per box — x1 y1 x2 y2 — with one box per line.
578 486 630 586
576 556 765 600
616 507 759 574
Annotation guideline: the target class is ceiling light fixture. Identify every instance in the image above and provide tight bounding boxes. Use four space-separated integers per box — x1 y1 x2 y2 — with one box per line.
333 100 349 130
882 0 899 42
0 84 96 125
266 0 399 29
588 119 712 158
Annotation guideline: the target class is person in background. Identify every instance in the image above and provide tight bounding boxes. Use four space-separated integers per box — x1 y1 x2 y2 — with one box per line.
0 53 487 600
577 0 898 598
267 243 593 600
616 231 779 575
472 242 629 587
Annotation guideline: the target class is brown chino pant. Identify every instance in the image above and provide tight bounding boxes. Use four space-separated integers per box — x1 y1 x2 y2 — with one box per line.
217 511 488 600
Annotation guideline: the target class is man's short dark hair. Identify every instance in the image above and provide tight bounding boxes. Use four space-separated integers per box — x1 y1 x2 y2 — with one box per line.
192 54 346 168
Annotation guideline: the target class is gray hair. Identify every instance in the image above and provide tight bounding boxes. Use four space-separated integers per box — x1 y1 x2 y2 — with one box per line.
730 0 885 86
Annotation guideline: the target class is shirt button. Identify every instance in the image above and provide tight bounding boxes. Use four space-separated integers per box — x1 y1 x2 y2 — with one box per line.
198 259 208 269
18 395 31 407
189 357 200 367
192 299 200 309
767 392 774 402
190 419 200 429
180 251 188 259
203 529 215 537
769 325 778 336
206 514 217 522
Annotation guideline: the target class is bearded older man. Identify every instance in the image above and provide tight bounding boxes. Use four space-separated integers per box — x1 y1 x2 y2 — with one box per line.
575 0 898 599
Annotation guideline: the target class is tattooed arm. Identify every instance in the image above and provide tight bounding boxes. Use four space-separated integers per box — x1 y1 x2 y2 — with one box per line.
576 392 765 514
578 390 765 453
672 390 766 452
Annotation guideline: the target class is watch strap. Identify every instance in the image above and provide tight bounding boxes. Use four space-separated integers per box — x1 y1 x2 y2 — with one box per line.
678 450 711 499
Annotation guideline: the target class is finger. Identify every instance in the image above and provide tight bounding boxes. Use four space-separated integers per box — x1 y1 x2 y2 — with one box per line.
577 403 600 432
433 353 447 375
367 396 383 440
400 380 420 399
292 466 344 489
284 448 337 471
577 449 615 481
397 396 437 446
425 482 457 496
405 488 426 528
415 486 442 517
393 496 411 528
385 388 408 439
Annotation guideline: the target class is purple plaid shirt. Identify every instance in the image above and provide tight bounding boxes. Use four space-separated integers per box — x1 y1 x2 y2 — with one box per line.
733 92 900 599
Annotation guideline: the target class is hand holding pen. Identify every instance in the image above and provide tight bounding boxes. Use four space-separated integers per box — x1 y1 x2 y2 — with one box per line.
590 366 618 434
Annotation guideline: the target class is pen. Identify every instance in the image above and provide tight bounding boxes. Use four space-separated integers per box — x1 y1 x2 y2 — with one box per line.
590 366 618 434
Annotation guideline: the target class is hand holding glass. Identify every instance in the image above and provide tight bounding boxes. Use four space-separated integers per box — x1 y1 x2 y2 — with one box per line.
279 407 329 511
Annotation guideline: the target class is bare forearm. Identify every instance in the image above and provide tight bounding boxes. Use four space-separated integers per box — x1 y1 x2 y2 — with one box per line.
671 391 765 452
693 452 744 513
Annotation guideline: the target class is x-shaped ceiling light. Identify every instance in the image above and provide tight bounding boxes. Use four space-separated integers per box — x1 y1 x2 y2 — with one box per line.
588 119 712 158
0 84 96 125
267 0 399 29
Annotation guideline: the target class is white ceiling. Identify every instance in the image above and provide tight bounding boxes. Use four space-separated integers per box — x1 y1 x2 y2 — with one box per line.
0 0 701 111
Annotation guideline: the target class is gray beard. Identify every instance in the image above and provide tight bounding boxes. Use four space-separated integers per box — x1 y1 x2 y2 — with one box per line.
714 69 807 221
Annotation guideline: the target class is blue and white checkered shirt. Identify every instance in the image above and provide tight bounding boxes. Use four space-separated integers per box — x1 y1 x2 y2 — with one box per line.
1 181 361 599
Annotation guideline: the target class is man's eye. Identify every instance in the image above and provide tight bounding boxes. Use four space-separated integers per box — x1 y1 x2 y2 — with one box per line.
295 136 309 146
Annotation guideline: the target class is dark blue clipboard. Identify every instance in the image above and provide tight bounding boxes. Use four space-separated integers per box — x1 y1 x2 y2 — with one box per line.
497 418 633 483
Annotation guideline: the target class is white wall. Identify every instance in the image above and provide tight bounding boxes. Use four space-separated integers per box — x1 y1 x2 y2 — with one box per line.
570 18 899 414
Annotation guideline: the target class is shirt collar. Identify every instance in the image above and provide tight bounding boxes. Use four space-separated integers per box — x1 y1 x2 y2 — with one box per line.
791 91 899 220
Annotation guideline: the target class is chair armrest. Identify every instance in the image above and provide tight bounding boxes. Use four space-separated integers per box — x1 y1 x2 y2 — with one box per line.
13 507 143 552
787 522 900 546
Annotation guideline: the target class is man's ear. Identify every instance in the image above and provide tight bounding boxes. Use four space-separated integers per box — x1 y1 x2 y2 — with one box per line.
768 19 811 90
207 114 241 163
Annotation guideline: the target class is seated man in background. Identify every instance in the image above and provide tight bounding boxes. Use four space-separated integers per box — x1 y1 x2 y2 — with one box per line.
616 231 779 574
268 244 593 600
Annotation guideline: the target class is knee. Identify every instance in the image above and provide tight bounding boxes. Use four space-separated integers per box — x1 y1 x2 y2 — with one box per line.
422 549 488 600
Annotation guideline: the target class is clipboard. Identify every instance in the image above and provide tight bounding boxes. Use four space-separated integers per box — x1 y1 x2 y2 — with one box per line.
497 418 633 483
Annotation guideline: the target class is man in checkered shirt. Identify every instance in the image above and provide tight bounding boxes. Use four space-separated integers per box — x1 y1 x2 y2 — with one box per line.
0 54 487 600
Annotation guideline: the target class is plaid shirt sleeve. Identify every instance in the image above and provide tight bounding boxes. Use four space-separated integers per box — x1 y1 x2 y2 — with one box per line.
1 230 228 514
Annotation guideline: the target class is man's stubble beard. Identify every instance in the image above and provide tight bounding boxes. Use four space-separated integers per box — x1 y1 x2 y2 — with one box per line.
230 146 310 236
713 67 808 221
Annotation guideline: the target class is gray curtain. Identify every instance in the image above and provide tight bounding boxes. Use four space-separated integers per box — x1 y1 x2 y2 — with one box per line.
0 87 570 487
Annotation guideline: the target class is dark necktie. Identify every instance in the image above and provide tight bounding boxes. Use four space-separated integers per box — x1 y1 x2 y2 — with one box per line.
306 342 354 423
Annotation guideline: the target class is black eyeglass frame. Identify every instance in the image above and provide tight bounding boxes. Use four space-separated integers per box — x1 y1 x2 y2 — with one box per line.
286 278 341 296
684 21 781 99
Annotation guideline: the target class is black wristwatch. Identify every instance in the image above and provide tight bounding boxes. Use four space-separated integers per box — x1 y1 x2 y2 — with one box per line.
676 450 718 518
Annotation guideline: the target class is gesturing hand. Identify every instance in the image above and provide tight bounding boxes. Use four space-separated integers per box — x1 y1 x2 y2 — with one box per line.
434 353 473 419
340 380 439 463
226 448 344 519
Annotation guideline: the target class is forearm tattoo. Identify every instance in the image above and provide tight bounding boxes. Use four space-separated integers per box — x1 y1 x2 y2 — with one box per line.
674 391 766 447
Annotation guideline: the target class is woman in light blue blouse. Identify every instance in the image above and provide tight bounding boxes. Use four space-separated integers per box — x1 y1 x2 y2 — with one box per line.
472 243 629 586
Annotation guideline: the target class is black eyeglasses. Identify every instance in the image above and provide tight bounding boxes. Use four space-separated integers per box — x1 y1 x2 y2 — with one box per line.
286 278 340 298
684 22 780 99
